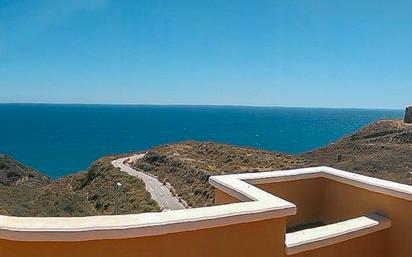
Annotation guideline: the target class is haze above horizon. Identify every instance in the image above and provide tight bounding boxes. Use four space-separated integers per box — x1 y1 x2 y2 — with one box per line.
1 1 411 109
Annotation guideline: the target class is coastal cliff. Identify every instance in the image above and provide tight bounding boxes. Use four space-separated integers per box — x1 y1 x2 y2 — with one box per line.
1 119 411 215
303 119 412 184
0 154 49 216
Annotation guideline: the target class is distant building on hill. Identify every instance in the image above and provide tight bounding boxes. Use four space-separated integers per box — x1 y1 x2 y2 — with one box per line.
404 106 412 123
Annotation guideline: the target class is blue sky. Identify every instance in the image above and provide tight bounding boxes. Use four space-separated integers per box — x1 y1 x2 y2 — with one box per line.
0 0 411 108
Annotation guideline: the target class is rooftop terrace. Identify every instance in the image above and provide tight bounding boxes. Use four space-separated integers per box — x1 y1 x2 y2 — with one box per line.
0 166 411 257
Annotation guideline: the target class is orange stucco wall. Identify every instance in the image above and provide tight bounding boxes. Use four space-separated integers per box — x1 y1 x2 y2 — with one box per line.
0 218 286 257
257 178 412 257
321 179 412 257
257 178 325 229
215 181 391 257
214 188 241 205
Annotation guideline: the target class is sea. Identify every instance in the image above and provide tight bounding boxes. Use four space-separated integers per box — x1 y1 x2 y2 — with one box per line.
0 104 403 178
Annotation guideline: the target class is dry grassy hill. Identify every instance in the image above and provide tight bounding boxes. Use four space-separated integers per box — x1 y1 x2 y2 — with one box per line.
132 141 305 207
0 155 159 216
303 119 412 184
0 154 50 216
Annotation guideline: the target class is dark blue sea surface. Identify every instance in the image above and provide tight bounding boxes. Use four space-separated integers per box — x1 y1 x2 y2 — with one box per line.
0 104 402 178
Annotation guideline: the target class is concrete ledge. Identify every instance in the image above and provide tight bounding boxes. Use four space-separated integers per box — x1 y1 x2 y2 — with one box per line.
213 166 412 202
0 173 296 241
285 214 391 255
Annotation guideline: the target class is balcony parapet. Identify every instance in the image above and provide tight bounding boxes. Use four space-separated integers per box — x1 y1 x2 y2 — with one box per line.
0 166 411 243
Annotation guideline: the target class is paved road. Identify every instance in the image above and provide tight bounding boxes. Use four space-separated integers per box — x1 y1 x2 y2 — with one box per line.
112 154 185 210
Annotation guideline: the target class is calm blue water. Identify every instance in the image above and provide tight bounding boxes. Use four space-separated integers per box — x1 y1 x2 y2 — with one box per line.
0 104 402 178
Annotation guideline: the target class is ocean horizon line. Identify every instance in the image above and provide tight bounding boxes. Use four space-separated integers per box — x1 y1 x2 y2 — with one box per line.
0 102 403 111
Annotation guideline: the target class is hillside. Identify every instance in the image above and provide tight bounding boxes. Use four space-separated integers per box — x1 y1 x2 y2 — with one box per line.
0 155 160 217
0 155 50 216
303 119 412 184
32 156 160 216
2 119 411 216
132 141 305 207
0 154 50 188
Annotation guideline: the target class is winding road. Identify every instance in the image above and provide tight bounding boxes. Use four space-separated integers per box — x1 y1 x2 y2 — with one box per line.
112 154 186 211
